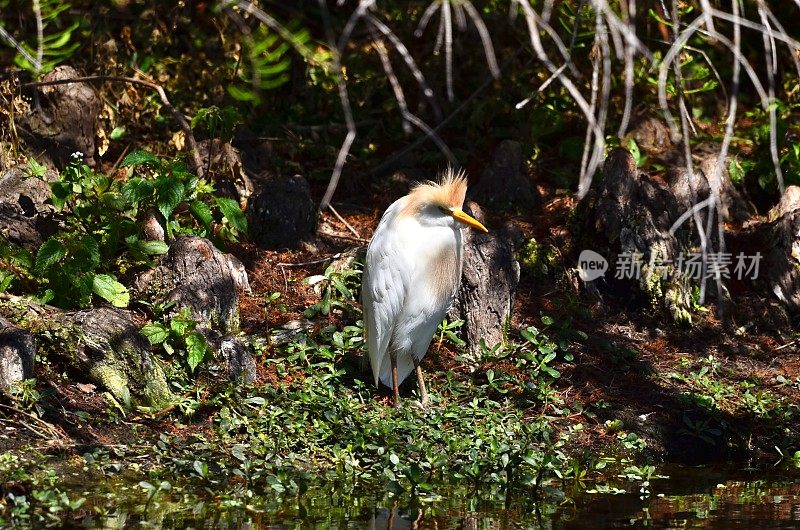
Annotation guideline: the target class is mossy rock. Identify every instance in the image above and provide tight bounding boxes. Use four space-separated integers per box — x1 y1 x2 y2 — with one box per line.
0 298 174 409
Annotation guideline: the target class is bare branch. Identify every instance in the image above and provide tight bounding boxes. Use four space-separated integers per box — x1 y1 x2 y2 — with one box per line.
443 0 454 101
373 37 412 134
514 0 604 198
415 2 440 37
223 0 314 57
617 0 635 136
758 0 785 195
336 0 375 53
366 13 442 122
461 0 501 79
318 0 356 210
453 2 467 31
32 0 43 73
0 26 40 70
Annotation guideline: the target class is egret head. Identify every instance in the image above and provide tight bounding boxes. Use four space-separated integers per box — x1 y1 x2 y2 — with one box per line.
402 169 489 232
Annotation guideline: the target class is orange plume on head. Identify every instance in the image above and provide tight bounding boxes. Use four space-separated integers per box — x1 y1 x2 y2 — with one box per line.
404 167 468 214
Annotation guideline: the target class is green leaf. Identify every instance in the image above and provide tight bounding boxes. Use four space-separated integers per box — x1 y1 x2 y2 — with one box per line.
627 138 643 167
542 366 561 379
520 327 539 343
100 190 126 211
185 332 208 372
258 73 290 90
11 247 33 270
43 20 79 48
193 460 208 478
50 180 72 211
331 276 352 299
170 317 192 337
257 58 291 76
121 150 160 168
109 126 126 140
141 322 168 344
137 240 170 255
189 200 213 230
155 176 185 220
121 177 154 206
35 289 54 305
216 197 248 234
92 274 130 307
227 84 261 103
0 271 15 292
76 235 101 272
728 159 745 185
27 158 47 178
231 444 247 462
35 238 66 273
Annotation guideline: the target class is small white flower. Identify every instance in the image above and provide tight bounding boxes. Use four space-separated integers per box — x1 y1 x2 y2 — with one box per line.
70 151 84 160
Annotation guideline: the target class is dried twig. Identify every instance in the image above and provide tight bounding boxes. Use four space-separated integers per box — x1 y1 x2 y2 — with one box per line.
0 402 65 441
327 204 361 239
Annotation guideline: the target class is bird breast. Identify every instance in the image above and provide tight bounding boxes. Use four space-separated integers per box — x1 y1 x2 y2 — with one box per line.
396 217 463 305
425 240 461 302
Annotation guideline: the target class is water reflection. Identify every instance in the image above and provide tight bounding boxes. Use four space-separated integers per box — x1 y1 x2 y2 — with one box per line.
59 464 800 529
560 465 800 529
369 507 413 530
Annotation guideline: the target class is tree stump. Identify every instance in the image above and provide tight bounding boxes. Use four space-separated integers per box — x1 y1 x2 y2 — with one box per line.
217 336 257 384
133 236 255 382
581 146 758 323
469 140 540 216
624 116 679 163
134 236 249 334
0 316 35 392
0 165 60 249
449 201 520 360
61 307 174 408
767 185 800 222
192 139 253 208
247 175 318 249
673 143 756 225
583 148 691 322
21 65 102 167
764 208 800 312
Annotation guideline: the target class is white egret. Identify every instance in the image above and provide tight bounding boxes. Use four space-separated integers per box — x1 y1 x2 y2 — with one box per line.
361 169 488 406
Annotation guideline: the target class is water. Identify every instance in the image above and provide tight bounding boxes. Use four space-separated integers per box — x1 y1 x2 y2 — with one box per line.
52 464 800 528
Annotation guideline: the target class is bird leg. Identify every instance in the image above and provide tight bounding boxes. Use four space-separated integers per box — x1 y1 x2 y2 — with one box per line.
413 358 428 407
391 352 400 407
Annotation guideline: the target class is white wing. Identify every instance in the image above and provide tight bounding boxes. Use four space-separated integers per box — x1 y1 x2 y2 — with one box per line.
362 201 413 387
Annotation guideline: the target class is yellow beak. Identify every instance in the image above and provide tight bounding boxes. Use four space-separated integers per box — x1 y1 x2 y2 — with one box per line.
451 208 489 233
